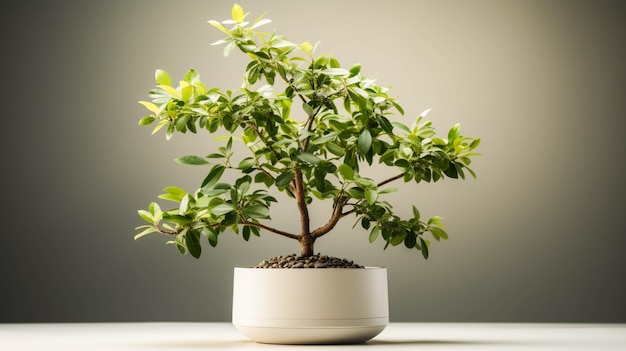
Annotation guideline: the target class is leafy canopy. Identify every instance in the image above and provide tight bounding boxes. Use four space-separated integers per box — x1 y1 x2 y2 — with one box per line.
135 4 481 259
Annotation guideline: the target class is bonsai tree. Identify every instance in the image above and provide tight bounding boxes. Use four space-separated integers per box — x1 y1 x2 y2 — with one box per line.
134 4 480 260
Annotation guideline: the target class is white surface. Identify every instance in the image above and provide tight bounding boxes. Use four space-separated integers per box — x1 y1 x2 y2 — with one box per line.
1 322 625 350
232 267 388 344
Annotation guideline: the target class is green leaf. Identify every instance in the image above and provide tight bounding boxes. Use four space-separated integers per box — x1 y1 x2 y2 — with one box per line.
369 226 380 243
137 210 153 224
155 69 172 86
296 152 322 164
231 3 246 23
357 129 372 155
302 102 314 116
338 163 354 180
412 206 421 221
134 226 158 240
349 64 361 77
212 203 236 216
275 170 294 188
183 68 199 83
207 20 230 35
429 226 449 240
138 116 156 126
242 204 270 219
448 123 461 141
238 157 255 171
175 155 208 165
365 188 378 205
321 68 350 76
420 237 429 259
162 213 191 225
201 164 226 188
185 229 202 259
428 216 444 225
202 227 219 247
404 231 417 248
138 101 159 114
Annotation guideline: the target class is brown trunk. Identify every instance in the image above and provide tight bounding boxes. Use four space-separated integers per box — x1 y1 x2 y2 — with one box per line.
299 234 315 256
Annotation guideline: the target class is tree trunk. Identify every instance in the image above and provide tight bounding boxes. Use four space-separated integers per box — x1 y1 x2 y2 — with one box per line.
299 234 315 256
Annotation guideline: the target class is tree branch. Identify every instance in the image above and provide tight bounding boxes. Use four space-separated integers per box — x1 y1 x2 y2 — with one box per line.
240 220 300 240
378 173 404 187
311 194 349 239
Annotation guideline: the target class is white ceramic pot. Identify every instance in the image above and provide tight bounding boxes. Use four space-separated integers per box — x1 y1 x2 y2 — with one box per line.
232 267 388 344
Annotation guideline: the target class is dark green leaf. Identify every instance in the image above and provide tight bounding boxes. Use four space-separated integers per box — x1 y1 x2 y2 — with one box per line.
404 231 417 248
185 229 202 258
202 227 218 247
275 170 294 188
420 237 429 259
242 204 270 219
242 226 251 241
201 164 226 188
358 130 372 155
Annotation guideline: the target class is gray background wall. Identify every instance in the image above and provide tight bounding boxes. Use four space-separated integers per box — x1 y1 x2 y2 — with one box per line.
1 0 625 323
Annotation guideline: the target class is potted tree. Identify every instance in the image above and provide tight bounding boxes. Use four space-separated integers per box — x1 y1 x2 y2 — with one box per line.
135 4 480 345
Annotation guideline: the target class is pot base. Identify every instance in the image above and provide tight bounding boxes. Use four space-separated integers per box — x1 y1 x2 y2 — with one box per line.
235 324 386 345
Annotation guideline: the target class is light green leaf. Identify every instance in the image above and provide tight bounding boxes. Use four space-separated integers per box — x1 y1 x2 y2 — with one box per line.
365 188 378 205
207 20 230 35
138 101 159 114
231 3 246 23
138 116 155 126
448 123 461 141
157 84 180 98
321 68 350 76
134 226 158 240
296 152 322 164
338 163 354 180
183 69 199 83
302 102 313 116
155 69 172 86
349 64 361 77
429 226 449 240
212 203 236 216
175 155 209 165
369 226 380 243
137 210 153 224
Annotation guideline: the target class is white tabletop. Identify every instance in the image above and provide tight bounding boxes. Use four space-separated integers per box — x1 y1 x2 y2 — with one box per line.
1 322 625 350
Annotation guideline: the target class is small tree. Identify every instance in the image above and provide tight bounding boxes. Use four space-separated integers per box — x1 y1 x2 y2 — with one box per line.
135 4 481 260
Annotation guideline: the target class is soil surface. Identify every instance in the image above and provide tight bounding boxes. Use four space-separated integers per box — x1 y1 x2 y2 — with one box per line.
255 253 364 269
